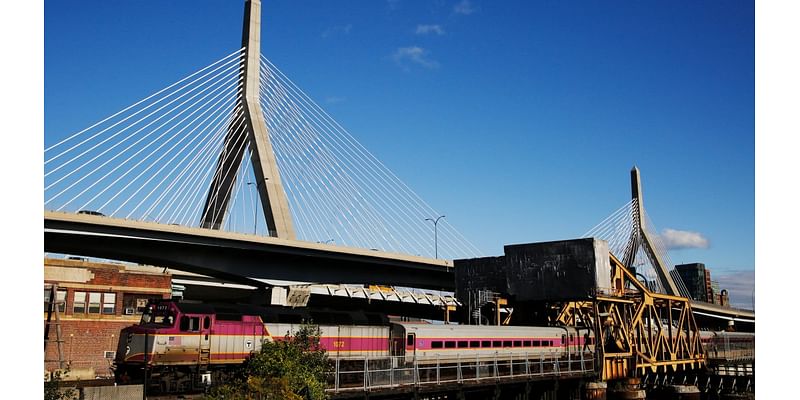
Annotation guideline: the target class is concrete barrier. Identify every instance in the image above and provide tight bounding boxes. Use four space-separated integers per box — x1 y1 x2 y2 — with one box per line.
82 385 143 400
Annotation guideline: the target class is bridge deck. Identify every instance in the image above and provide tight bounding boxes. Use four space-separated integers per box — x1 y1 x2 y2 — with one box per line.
44 211 455 290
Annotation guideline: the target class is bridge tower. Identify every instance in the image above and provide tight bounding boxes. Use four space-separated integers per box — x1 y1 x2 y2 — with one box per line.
200 0 295 239
622 166 680 295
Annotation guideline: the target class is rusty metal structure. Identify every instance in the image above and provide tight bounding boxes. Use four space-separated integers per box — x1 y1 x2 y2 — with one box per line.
556 253 705 380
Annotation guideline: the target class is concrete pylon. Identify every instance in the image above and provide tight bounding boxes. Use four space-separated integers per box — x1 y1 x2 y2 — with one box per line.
624 166 679 295
200 0 295 239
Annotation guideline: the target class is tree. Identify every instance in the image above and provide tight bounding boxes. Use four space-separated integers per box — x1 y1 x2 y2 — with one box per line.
44 369 75 400
205 324 331 400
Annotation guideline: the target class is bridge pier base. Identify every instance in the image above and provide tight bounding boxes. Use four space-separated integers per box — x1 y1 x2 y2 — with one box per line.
583 381 607 400
607 378 645 400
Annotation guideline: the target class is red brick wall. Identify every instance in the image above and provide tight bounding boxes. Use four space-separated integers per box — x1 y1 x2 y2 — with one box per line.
44 258 173 377
44 319 134 377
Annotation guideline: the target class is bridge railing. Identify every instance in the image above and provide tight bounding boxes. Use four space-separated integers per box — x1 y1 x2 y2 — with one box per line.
326 352 595 393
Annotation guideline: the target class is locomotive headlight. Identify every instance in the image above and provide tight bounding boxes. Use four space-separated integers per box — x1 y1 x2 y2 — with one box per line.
127 333 133 344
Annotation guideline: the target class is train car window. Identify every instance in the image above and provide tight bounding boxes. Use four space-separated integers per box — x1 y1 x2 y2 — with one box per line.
470 341 480 348
445 341 456 349
457 341 468 348
503 341 512 347
562 335 566 345
482 341 491 347
493 340 501 347
532 340 540 347
432 341 443 349
513 340 522 347
406 334 415 347
523 340 532 347
203 316 211 329
570 334 574 343
180 316 200 332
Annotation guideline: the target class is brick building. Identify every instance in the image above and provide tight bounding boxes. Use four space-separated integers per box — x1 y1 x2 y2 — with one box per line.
44 257 172 378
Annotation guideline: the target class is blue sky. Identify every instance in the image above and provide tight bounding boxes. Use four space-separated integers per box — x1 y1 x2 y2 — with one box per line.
44 1 754 306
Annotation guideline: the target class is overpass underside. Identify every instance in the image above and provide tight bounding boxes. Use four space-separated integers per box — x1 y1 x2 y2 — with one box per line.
45 212 454 291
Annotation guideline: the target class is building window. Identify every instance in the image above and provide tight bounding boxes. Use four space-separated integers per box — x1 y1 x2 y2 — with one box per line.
122 294 158 315
88 292 102 314
44 288 67 313
71 291 116 315
102 293 116 315
73 291 86 314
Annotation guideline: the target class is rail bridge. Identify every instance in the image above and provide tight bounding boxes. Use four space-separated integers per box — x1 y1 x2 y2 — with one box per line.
44 1 754 398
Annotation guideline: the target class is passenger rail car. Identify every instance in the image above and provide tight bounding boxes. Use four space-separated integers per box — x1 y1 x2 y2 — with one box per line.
699 330 755 360
113 300 594 393
392 323 594 363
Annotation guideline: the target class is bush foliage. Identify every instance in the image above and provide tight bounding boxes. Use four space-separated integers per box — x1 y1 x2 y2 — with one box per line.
204 324 331 400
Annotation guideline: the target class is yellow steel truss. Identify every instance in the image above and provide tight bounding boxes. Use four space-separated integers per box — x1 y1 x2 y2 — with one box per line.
556 254 705 380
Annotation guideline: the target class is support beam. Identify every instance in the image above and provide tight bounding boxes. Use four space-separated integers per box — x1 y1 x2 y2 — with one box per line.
628 166 679 295
201 0 295 239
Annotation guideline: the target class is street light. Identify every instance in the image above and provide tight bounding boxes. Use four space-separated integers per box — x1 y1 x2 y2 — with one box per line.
246 181 258 234
245 178 270 235
425 215 446 259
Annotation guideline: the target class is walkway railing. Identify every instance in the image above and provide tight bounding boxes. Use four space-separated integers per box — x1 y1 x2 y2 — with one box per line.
326 352 596 394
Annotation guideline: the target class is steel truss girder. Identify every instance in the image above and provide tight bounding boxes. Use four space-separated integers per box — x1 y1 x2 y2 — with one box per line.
556 253 705 381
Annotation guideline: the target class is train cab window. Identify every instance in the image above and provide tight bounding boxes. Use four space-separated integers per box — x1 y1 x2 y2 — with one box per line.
470 341 480 348
503 341 512 348
482 341 491 348
432 341 443 349
180 316 200 332
407 334 415 347
457 341 468 348
513 340 522 347
523 340 532 347
203 316 211 329
492 340 501 347
445 341 456 349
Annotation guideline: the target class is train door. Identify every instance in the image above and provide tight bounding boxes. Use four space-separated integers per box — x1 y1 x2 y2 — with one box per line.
406 333 416 360
389 325 405 358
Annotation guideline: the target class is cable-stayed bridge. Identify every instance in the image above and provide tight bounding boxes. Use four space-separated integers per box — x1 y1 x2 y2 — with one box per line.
44 0 752 324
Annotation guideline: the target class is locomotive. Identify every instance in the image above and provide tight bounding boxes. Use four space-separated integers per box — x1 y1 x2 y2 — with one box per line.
113 300 594 393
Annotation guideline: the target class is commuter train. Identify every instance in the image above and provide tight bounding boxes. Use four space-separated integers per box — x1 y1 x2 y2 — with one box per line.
113 300 594 393
699 330 755 360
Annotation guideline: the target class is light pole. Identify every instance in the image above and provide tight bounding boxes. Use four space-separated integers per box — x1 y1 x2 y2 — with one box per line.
246 181 258 235
425 215 445 259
